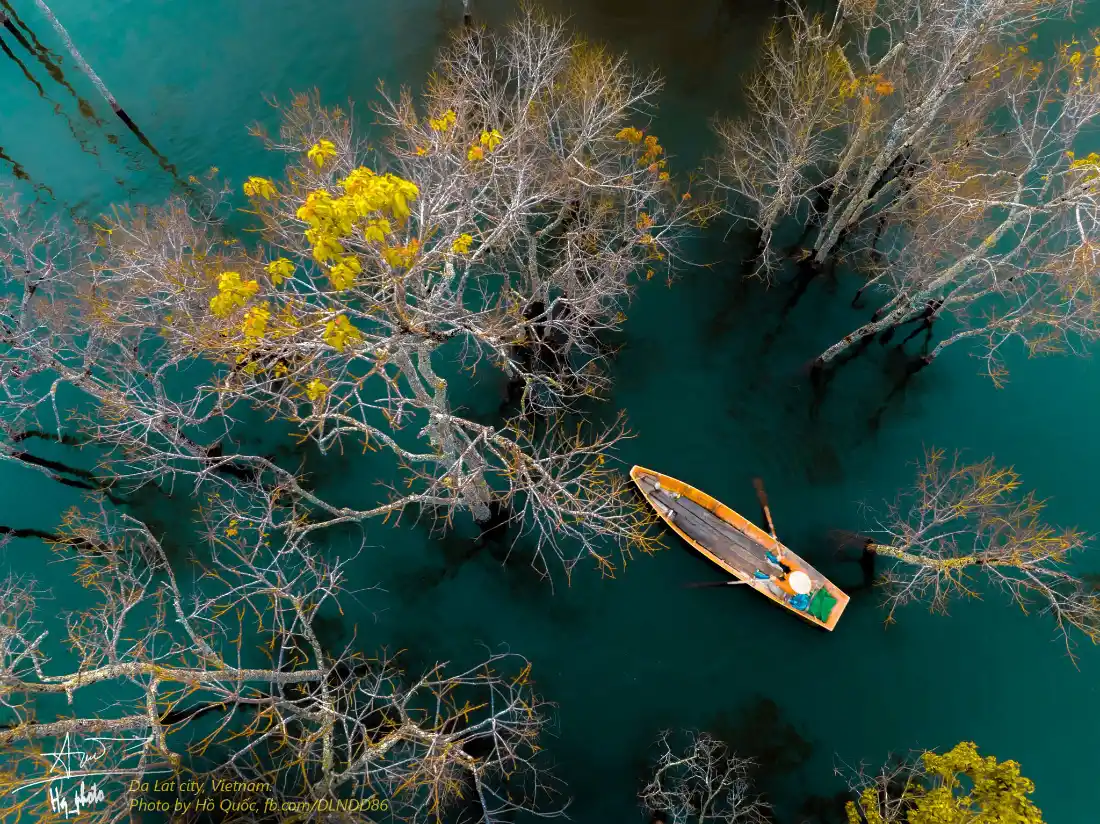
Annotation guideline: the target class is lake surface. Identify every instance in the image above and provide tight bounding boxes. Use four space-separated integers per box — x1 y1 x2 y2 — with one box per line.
1 1 1097 821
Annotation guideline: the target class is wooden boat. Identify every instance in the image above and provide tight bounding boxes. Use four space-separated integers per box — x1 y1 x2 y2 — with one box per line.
631 466 849 630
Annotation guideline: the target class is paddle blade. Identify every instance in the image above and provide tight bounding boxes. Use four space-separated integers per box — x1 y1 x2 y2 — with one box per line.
752 477 769 507
753 477 777 537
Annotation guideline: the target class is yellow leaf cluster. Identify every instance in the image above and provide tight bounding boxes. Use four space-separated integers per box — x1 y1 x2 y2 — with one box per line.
363 218 393 244
451 233 474 255
241 304 270 344
328 256 361 291
640 134 664 166
294 167 419 283
307 139 337 169
616 126 644 143
429 109 457 132
322 315 363 352
468 145 485 162
266 257 294 286
243 176 277 200
306 378 328 401
209 271 260 318
480 129 503 151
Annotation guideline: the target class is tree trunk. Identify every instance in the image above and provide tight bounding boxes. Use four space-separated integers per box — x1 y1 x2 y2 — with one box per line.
815 300 923 365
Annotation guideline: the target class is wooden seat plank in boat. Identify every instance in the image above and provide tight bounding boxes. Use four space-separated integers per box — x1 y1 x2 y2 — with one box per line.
631 466 849 630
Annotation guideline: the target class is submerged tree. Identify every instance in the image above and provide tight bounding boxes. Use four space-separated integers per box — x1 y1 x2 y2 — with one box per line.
640 730 769 824
814 41 1100 376
711 0 1100 381
843 741 1044 824
0 502 563 823
0 6 695 580
860 448 1099 659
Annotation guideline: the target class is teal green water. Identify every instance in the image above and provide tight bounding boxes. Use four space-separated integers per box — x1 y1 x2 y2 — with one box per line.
2 1 1098 822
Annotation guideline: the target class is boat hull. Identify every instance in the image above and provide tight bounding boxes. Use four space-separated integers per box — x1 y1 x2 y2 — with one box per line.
631 466 849 630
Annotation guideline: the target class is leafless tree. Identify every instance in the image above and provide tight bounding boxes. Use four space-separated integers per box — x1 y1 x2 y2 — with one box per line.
709 6 849 278
0 6 695 581
714 0 1071 269
711 0 1100 381
0 500 563 823
640 731 769 824
860 448 1100 660
815 44 1100 376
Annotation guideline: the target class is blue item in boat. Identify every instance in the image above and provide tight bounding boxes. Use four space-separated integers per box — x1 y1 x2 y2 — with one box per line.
753 570 770 580
789 593 810 611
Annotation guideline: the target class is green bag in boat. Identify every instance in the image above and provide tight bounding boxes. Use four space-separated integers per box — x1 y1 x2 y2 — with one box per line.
808 587 837 623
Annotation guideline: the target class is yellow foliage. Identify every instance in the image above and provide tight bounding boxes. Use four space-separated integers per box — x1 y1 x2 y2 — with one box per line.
311 235 345 264
241 304 270 343
322 315 363 352
429 109 457 132
266 258 294 286
363 218 393 244
306 378 328 401
294 170 418 271
640 135 664 166
307 139 337 169
848 742 1044 824
340 168 420 222
328 256 361 291
616 126 644 144
468 145 485 162
451 233 474 254
209 271 260 318
480 129 504 151
243 176 277 200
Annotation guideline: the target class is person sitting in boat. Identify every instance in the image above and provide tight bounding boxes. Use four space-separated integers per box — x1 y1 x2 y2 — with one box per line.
764 546 808 599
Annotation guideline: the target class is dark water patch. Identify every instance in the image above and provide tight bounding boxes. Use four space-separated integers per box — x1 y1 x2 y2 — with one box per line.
829 531 878 594
862 346 939 437
802 438 843 487
117 483 195 564
797 790 854 824
706 696 814 793
311 609 348 653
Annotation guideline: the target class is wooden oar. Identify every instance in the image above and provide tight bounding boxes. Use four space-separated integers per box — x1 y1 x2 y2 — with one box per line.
682 579 753 589
752 477 778 539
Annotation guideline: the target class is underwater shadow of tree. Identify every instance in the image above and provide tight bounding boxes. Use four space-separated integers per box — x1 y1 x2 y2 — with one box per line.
797 790 855 824
117 482 196 565
393 501 585 628
704 696 814 796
